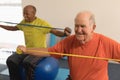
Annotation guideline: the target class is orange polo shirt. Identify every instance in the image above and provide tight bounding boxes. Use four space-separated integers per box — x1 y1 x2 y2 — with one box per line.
48 33 120 80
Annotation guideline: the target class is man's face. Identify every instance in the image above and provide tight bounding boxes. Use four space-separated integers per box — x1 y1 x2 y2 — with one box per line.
74 14 95 43
23 7 35 22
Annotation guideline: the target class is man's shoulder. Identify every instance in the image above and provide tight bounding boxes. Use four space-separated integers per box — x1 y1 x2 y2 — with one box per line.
64 35 76 42
94 33 115 42
35 17 46 22
94 33 106 38
35 17 51 24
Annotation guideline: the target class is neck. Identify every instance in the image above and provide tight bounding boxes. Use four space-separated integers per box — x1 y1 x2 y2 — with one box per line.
30 17 36 22
79 33 94 44
26 17 36 22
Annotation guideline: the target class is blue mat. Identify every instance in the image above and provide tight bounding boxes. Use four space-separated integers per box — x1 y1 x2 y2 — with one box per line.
55 68 69 80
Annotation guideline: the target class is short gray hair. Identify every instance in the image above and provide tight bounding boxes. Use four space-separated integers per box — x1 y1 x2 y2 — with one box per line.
89 14 95 25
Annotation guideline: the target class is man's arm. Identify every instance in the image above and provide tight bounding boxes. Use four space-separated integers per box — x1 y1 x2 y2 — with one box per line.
0 25 19 31
17 45 50 57
50 27 71 37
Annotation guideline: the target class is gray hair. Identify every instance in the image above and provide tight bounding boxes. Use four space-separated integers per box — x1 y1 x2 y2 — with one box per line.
89 13 96 25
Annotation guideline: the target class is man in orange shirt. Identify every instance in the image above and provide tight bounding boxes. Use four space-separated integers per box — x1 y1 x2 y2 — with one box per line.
17 11 120 80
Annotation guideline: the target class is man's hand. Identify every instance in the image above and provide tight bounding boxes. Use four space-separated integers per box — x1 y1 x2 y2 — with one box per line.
64 27 72 36
16 45 26 54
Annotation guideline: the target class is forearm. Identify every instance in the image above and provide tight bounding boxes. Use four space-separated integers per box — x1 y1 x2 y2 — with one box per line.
0 25 18 31
25 48 50 57
50 29 65 37
50 27 71 37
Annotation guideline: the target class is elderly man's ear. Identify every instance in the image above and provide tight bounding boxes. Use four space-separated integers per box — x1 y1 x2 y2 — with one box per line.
93 25 96 30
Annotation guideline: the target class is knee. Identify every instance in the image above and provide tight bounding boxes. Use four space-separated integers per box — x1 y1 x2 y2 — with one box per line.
22 57 30 64
6 57 17 67
6 56 13 65
22 58 31 68
6 55 19 66
22 56 39 68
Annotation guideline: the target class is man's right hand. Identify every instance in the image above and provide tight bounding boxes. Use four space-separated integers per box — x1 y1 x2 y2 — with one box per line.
16 45 26 54
64 27 72 36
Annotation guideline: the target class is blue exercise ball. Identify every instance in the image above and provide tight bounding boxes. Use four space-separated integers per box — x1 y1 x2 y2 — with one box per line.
34 57 59 80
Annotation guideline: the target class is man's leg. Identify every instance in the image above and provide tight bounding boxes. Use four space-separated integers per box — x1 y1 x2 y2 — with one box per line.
23 55 43 80
6 52 27 80
66 75 72 80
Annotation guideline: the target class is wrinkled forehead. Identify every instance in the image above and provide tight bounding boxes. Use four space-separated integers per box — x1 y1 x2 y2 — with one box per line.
75 13 91 24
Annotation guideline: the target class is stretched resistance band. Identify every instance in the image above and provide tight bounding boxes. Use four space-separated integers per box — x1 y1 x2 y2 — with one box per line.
0 21 64 30
16 49 120 62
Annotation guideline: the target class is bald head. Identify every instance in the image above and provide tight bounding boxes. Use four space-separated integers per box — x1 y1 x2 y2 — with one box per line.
23 5 36 14
23 5 37 22
75 11 95 26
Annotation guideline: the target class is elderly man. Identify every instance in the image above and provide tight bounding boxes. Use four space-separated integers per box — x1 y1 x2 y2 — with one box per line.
0 5 71 80
17 11 120 80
